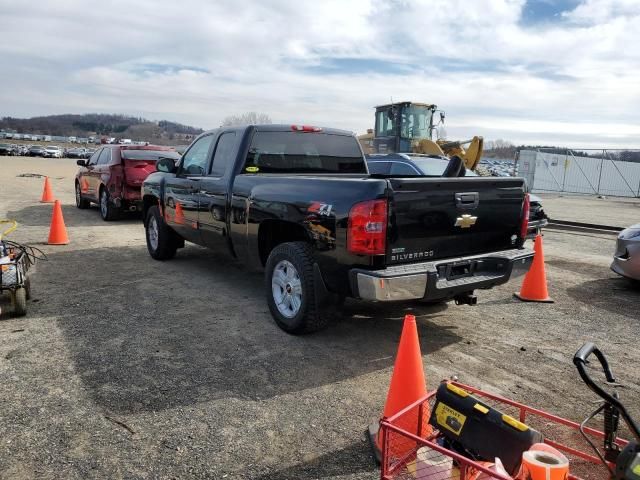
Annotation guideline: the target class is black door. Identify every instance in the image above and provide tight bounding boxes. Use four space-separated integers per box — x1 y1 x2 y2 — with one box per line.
199 131 238 252
165 134 215 244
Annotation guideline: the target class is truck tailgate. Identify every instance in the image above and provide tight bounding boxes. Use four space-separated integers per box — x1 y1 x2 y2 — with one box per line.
386 177 526 265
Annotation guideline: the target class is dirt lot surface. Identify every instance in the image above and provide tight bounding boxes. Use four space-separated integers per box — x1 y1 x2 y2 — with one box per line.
535 192 640 227
1 156 639 479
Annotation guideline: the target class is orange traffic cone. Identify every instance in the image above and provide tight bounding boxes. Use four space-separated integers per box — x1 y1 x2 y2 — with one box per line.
514 234 553 303
40 177 55 203
174 201 185 225
367 314 431 463
47 200 70 245
81 177 89 193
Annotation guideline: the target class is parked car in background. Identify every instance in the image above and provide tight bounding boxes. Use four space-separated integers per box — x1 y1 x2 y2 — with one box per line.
66 147 87 159
366 153 547 238
366 153 478 177
527 194 548 236
611 223 640 283
43 146 63 158
75 145 180 220
28 145 47 157
0 143 19 156
17 145 29 155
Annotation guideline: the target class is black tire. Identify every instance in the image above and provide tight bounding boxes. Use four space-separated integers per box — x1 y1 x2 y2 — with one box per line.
24 277 32 300
99 187 119 221
145 205 180 260
75 181 90 209
265 241 330 334
12 287 27 317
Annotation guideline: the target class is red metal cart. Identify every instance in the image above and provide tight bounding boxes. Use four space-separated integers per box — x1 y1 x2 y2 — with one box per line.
379 381 629 480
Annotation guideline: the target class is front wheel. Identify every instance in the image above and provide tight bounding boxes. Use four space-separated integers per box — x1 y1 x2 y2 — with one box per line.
265 242 330 334
99 188 119 221
75 182 90 209
145 205 179 260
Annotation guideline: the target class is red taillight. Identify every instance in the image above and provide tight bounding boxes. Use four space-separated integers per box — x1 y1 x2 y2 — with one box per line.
348 199 387 255
291 125 322 132
520 193 530 239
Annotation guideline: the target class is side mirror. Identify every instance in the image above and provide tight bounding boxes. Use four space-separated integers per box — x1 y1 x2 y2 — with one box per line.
76 159 87 166
157 157 178 173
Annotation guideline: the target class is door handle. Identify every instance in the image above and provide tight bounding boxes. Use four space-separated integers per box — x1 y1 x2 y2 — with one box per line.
455 192 479 210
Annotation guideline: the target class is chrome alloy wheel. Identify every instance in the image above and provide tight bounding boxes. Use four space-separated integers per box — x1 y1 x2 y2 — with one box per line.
271 260 302 318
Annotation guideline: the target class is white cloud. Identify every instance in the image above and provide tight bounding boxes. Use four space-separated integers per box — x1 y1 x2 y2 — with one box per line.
0 0 639 148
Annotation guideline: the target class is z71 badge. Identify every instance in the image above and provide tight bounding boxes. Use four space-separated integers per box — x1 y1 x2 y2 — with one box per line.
308 202 333 216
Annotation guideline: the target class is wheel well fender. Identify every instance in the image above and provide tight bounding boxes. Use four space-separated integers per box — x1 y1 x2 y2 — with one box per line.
258 220 312 266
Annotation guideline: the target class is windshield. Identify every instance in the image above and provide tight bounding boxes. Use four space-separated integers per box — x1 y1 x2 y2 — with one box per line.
244 131 366 174
400 105 431 140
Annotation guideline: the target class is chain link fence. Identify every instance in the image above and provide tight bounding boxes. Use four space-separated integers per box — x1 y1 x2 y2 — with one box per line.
516 149 640 197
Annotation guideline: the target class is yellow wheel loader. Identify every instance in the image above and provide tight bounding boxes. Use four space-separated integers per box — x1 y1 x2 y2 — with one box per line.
358 101 484 171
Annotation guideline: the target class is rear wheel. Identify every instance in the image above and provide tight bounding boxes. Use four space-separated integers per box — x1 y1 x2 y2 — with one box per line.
11 288 27 317
99 187 119 221
145 205 180 260
75 181 90 209
265 242 331 334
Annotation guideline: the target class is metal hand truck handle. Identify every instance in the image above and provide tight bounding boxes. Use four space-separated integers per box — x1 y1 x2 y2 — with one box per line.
573 343 640 442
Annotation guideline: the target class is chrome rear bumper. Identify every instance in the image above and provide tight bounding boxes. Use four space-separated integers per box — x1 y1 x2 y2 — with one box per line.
351 248 534 302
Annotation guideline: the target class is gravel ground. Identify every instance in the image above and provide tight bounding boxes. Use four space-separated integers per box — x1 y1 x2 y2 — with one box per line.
1 156 639 479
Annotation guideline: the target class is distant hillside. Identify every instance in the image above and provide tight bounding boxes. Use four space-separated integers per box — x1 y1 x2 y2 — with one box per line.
0 114 204 144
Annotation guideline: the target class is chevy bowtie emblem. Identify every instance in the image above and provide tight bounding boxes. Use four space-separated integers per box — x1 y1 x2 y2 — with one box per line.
455 214 477 228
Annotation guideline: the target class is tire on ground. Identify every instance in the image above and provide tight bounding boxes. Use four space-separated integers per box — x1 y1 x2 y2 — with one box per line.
265 241 331 334
99 187 119 221
145 205 180 260
75 181 90 209
12 287 27 317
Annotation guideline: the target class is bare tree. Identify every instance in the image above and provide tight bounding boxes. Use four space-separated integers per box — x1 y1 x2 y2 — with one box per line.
221 112 272 127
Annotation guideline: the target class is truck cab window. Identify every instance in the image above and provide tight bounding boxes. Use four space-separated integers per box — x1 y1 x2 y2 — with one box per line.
210 132 237 176
181 135 214 176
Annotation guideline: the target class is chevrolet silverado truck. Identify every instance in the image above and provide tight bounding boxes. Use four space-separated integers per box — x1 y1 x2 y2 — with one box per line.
142 124 534 334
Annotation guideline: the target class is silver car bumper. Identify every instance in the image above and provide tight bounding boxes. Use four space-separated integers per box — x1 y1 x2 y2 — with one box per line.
611 230 640 281
352 248 534 302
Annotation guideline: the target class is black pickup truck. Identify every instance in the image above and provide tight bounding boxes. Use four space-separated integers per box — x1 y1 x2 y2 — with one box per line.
142 124 533 334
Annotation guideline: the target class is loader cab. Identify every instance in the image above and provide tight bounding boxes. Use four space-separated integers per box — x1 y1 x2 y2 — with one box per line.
373 102 439 154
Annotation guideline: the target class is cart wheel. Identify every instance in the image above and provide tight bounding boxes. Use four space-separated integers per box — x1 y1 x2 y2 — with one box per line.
24 277 32 300
12 287 27 317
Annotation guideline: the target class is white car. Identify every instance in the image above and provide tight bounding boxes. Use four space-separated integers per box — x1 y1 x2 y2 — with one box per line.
43 146 63 158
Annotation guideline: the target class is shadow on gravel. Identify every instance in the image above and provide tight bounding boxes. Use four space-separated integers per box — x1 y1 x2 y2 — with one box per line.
6 203 141 227
36 245 461 415
255 441 374 479
566 276 640 317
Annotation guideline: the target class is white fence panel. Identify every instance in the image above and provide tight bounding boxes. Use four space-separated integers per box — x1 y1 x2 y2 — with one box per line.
519 149 640 198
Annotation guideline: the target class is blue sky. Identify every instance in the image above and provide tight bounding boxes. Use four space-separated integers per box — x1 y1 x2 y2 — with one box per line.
0 0 639 148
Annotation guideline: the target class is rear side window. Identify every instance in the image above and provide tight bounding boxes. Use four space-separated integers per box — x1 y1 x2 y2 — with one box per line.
390 162 419 176
210 132 237 176
244 132 366 174
367 161 391 175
